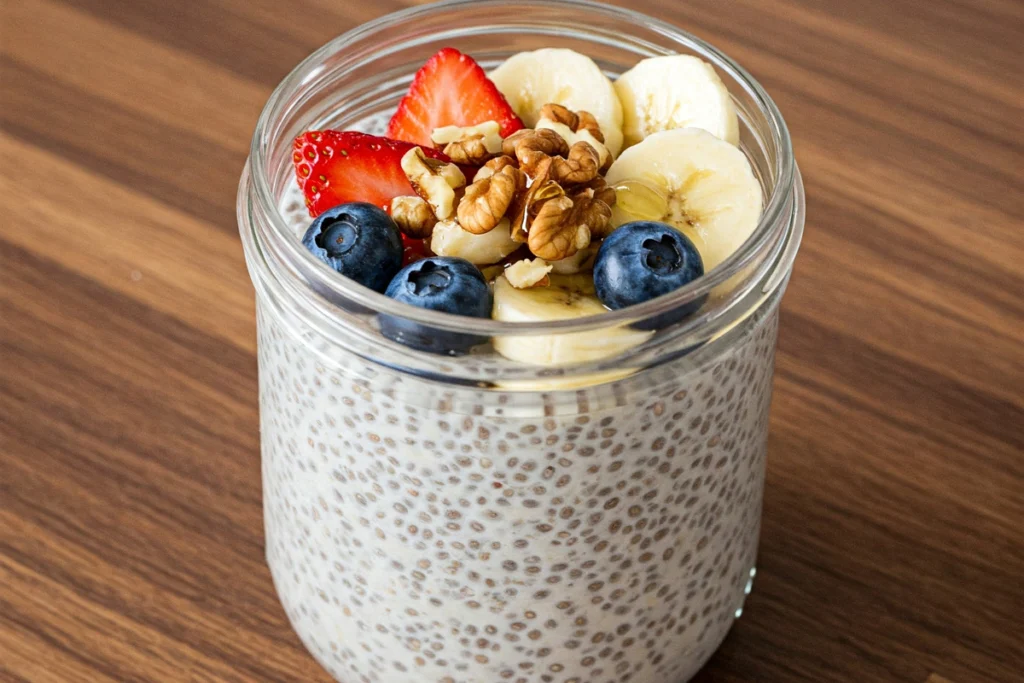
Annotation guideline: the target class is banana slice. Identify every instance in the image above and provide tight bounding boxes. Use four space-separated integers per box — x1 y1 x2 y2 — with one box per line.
491 274 652 365
490 48 624 157
548 244 598 275
615 55 739 148
431 218 519 265
604 128 762 272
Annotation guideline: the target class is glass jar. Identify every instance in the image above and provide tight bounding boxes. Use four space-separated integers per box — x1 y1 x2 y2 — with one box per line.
238 1 804 681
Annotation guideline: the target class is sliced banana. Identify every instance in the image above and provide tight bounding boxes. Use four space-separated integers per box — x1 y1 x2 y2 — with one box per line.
615 55 739 148
430 218 519 265
490 48 624 157
604 128 762 272
491 274 652 366
548 243 598 275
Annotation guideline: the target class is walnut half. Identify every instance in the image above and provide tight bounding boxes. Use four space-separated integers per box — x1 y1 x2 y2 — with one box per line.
457 165 525 235
527 187 612 261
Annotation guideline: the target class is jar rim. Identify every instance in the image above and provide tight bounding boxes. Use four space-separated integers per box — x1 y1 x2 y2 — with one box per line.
246 0 799 339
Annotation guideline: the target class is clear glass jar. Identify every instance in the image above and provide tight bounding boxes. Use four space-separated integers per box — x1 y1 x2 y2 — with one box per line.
237 1 804 681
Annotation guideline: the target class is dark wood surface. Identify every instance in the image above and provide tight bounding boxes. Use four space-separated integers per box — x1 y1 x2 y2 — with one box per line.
2 0 1022 681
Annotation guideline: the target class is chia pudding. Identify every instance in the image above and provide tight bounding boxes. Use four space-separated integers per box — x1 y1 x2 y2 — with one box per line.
239 2 803 681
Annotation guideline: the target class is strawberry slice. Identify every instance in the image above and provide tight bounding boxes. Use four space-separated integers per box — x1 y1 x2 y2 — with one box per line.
401 235 432 265
387 47 524 148
293 131 453 217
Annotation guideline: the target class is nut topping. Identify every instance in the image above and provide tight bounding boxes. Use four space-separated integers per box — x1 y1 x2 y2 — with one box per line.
504 258 553 289
401 146 466 220
474 154 518 181
549 141 601 185
574 110 605 143
539 103 604 143
390 196 438 239
433 121 504 165
503 128 570 176
528 195 589 261
457 166 524 234
568 187 614 239
574 176 617 209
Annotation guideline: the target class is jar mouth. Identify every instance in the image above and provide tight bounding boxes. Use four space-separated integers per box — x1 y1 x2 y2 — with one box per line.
246 0 799 339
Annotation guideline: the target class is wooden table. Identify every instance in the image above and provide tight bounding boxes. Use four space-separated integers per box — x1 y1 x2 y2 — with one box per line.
2 0 1022 681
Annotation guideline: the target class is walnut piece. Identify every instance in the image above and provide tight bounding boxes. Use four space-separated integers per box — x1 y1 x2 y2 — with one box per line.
390 196 437 239
574 176 617 209
535 119 611 170
401 147 466 220
527 195 590 261
503 128 570 176
569 187 614 238
443 136 495 165
539 103 580 130
457 166 523 234
575 110 605 143
504 258 553 289
538 103 604 143
433 120 504 165
474 155 518 181
527 187 614 260
508 157 559 243
549 141 600 185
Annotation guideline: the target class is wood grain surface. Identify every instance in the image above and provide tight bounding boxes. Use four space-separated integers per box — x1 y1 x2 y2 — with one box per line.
2 0 1022 681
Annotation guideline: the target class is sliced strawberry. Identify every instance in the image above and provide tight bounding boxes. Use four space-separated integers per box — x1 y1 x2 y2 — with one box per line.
293 131 453 217
387 47 524 147
401 235 432 265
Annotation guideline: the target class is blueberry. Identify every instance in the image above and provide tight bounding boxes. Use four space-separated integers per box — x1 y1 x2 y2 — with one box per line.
380 257 492 355
594 221 705 329
301 202 403 293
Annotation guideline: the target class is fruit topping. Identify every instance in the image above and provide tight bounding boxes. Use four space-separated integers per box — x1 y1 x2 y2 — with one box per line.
490 274 652 365
614 55 739 148
381 257 492 354
489 48 624 157
604 128 762 272
301 202 403 292
293 131 453 217
593 220 705 326
387 47 524 148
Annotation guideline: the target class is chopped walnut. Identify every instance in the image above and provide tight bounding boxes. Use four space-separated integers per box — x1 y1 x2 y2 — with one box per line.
527 195 589 261
503 128 569 176
432 120 502 148
443 136 495 165
400 147 466 220
575 110 605 143
474 155 518 181
508 157 559 243
573 176 617 209
457 166 523 234
568 187 614 238
433 120 504 165
390 196 437 239
535 119 611 170
504 258 553 289
539 103 580 130
549 141 600 185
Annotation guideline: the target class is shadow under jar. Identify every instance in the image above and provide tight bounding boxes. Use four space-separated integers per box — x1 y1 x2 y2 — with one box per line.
238 1 804 681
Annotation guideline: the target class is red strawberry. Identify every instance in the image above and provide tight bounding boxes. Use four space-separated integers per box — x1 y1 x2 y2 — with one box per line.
387 47 524 148
401 235 432 265
292 131 452 217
